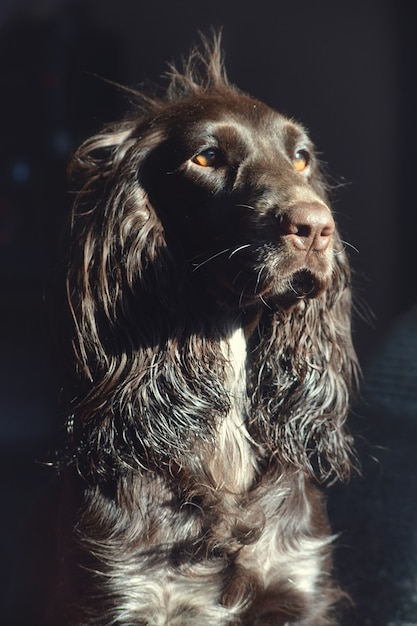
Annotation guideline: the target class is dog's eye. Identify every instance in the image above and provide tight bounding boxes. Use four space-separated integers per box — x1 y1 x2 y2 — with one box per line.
293 150 310 173
192 148 218 167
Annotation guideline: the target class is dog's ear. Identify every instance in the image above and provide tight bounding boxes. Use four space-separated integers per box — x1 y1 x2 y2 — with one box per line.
250 236 360 483
61 122 230 480
66 123 165 374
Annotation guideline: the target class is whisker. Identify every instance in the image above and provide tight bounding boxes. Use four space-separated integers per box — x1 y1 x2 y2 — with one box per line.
239 281 254 308
192 244 252 271
336 240 360 255
235 203 256 211
191 248 234 271
288 280 299 296
287 278 304 298
239 289 245 308
232 270 244 286
228 244 252 258
259 294 272 309
254 266 264 294
191 242 254 271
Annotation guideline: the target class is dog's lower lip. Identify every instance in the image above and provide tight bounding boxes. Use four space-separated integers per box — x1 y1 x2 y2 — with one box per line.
289 270 319 298
251 269 326 309
212 267 324 307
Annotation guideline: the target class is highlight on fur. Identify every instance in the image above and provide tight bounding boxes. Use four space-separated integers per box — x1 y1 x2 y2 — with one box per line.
50 32 360 625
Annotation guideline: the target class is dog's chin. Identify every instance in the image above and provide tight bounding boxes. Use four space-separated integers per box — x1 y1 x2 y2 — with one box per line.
283 268 327 298
263 269 330 308
206 267 329 313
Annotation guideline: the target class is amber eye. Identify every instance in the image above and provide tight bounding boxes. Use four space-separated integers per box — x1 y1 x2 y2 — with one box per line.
293 149 310 172
192 148 218 167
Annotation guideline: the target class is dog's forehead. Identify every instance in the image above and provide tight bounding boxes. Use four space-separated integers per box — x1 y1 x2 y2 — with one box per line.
164 93 308 148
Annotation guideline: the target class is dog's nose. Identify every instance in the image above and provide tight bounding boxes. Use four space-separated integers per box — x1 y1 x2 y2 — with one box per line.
280 202 335 252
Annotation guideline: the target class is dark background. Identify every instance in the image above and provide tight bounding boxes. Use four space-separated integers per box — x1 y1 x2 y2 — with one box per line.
0 0 416 624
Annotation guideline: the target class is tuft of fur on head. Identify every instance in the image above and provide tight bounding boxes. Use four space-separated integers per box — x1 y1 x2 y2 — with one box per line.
84 31 230 123
165 30 230 99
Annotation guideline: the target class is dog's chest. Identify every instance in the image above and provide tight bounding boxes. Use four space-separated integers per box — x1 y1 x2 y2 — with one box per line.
205 327 258 493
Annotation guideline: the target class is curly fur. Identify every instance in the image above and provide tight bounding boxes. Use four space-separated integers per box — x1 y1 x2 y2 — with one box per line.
49 34 359 625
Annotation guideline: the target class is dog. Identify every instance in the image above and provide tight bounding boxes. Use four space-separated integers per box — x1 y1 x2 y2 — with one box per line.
49 34 359 625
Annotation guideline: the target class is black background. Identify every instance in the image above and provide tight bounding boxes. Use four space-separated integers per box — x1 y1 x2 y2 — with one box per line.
1 1 416 623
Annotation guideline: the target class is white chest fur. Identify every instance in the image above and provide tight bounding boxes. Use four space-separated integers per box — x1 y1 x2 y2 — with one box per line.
205 327 258 493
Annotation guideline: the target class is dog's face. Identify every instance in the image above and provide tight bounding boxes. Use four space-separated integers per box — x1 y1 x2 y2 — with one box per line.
139 91 336 310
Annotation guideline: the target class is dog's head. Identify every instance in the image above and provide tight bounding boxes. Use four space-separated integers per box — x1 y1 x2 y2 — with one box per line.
69 37 343 321
140 91 336 310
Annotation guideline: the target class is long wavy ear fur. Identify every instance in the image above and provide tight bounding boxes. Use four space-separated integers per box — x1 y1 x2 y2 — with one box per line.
64 127 233 479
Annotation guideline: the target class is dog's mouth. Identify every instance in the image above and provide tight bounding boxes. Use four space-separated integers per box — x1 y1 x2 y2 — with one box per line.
259 268 330 309
287 269 322 299
209 265 328 311
193 242 331 310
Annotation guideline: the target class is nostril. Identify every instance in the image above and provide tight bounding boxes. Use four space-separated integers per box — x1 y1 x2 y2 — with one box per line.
294 224 314 239
280 203 335 252
319 220 335 238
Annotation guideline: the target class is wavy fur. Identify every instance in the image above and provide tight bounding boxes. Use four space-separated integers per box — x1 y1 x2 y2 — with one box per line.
50 34 359 625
